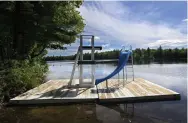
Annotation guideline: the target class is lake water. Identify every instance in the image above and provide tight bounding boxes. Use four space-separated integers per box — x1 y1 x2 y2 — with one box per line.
0 62 187 123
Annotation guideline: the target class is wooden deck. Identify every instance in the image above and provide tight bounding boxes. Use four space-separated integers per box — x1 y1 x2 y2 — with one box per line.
97 78 180 103
9 78 180 105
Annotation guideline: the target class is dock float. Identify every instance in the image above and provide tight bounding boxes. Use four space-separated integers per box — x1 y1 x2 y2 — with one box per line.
9 78 180 105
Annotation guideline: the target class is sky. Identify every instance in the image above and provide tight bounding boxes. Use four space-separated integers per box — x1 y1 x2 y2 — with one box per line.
47 1 187 56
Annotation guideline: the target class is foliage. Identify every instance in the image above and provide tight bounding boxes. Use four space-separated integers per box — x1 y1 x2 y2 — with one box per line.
0 1 85 103
0 60 48 102
0 1 84 60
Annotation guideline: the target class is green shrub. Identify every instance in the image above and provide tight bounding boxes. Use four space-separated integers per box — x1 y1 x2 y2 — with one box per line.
0 60 48 102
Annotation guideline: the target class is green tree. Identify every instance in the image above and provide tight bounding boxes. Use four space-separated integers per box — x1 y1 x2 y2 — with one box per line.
0 1 85 102
147 47 151 59
0 1 85 60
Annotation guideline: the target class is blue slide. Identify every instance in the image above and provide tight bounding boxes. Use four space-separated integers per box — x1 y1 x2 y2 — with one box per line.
95 50 132 85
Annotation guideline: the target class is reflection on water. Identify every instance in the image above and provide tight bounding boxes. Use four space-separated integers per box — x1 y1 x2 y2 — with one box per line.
0 62 187 123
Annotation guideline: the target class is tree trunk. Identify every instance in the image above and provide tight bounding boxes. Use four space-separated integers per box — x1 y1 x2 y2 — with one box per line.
12 2 21 59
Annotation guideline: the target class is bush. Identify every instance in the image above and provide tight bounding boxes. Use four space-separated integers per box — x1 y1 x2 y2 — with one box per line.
0 60 48 102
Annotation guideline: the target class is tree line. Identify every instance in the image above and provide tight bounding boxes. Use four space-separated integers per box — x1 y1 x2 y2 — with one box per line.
45 46 187 64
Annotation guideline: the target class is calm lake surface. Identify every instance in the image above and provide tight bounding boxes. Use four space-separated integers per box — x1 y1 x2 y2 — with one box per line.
0 62 187 123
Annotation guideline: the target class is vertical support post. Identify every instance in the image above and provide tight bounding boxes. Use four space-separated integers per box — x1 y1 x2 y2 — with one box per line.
91 36 95 87
79 64 83 86
80 35 83 61
106 80 108 92
131 52 134 81
79 35 83 86
91 36 94 61
118 72 120 85
91 64 95 87
123 67 125 87
126 66 127 81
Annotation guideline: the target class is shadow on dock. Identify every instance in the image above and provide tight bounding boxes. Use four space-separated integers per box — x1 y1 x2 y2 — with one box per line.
39 85 81 98
91 87 119 93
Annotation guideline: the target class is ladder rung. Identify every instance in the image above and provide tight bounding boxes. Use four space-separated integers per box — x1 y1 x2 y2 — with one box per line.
126 69 133 71
126 69 133 70
126 74 134 76
127 70 133 71
126 71 133 72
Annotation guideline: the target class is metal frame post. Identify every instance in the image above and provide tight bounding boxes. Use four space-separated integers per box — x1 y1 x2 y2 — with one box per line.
118 72 120 85
123 67 125 86
91 36 95 87
91 36 94 61
79 35 83 86
129 45 134 81
79 64 83 86
80 35 83 61
126 66 127 81
91 64 95 86
106 80 108 91
131 52 134 81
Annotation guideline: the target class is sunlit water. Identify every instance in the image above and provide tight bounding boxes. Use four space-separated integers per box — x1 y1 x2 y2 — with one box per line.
0 62 187 123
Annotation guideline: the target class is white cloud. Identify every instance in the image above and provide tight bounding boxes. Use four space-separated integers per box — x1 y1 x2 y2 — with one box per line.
144 39 187 48
94 36 100 40
182 18 188 22
102 43 110 48
99 1 130 17
78 1 187 48
97 48 114 53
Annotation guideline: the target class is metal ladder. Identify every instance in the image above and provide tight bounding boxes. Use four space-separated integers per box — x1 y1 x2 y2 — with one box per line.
118 46 134 87
125 51 134 82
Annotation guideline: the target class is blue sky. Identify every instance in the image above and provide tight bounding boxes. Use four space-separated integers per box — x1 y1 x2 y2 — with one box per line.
48 1 187 56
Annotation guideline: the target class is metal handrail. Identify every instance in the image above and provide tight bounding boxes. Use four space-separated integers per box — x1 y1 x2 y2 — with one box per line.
120 45 132 52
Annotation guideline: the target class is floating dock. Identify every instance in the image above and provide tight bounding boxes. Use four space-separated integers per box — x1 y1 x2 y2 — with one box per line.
9 78 180 105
